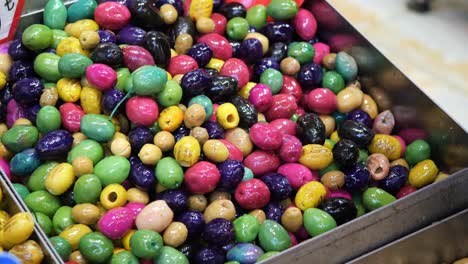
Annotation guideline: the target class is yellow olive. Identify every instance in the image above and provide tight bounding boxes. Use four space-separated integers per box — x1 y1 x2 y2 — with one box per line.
69 250 88 264
249 209 266 224
299 144 333 170
45 163 75 195
321 170 345 191
71 203 101 225
204 199 236 223
9 240 44 264
281 207 303 232
2 212 34 248
173 136 201 167
13 118 32 126
60 224 93 250
138 144 162 166
188 194 208 212
127 188 150 204
163 222 188 247
203 139 229 163
72 156 93 177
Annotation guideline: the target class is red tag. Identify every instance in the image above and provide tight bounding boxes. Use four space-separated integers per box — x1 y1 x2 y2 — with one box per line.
0 0 25 44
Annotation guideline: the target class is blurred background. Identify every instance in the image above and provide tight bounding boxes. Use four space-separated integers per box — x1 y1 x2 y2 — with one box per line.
328 0 468 130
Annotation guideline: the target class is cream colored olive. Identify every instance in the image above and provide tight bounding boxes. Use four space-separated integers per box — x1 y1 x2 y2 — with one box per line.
360 94 378 119
110 138 131 158
320 170 345 191
72 132 87 146
249 209 266 224
163 222 188 247
154 131 175 152
72 156 93 177
209 191 231 202
184 104 206 128
71 203 100 225
126 188 149 204
135 200 173 232
39 87 59 106
174 33 193 55
196 17 215 34
336 87 363 113
138 144 162 165
188 194 208 212
190 127 209 145
224 128 253 157
281 207 303 232
160 4 178 24
366 153 390 180
203 199 236 223
13 118 32 127
319 115 336 137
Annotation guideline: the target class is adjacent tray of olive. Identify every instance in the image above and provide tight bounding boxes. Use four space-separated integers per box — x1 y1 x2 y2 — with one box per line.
0 170 64 264
13 1 468 264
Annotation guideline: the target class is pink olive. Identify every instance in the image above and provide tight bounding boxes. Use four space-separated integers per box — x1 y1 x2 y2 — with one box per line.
126 96 159 126
219 58 250 88
60 103 85 133
398 128 428 144
167 55 199 76
219 139 243 161
125 202 145 220
373 110 395 134
277 163 318 190
197 33 233 61
248 84 273 112
6 99 26 128
94 2 131 31
307 88 337 114
292 8 317 41
244 150 281 176
269 118 296 136
278 135 302 163
184 161 220 194
98 207 134 239
325 188 352 200
86 63 117 91
122 45 155 72
281 75 303 102
313 42 330 64
249 123 282 150
265 94 298 121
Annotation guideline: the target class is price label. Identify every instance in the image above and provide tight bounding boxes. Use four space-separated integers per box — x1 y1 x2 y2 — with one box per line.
0 0 25 44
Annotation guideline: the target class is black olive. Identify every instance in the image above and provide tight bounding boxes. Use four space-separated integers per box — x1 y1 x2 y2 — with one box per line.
90 43 123 67
206 75 238 103
320 198 357 225
296 113 326 145
333 139 359 168
230 96 258 128
338 120 375 147
144 31 171 68
168 17 196 46
129 0 164 30
218 2 247 20
267 42 288 62
60 189 76 207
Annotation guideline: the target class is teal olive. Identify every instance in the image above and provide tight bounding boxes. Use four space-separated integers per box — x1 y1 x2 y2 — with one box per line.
67 139 104 165
303 208 337 237
226 17 250 40
225 262 240 264
267 0 298 20
36 106 62 134
188 95 213 121
352 193 366 217
155 157 184 189
258 220 291 252
246 5 267 30
332 111 347 126
115 68 131 92
256 251 280 262
10 148 41 176
12 183 30 200
22 24 53 51
80 114 115 142
53 206 75 235
155 246 189 264
157 80 183 107
124 74 134 93
35 212 53 237
43 0 68 30
242 167 254 182
335 51 358 82
79 232 114 263
1 125 39 153
58 53 93 79
287 42 315 64
130 229 163 259
73 174 102 204
51 29 69 49
67 0 97 22
110 251 139 264
94 156 131 186
319 161 339 176
322 71 345 94
50 236 72 261
358 149 369 165
34 52 62 82
260 68 283 94
149 121 161 134
24 190 62 217
405 139 431 165
132 66 167 96
362 187 396 211
233 214 260 242
27 162 59 192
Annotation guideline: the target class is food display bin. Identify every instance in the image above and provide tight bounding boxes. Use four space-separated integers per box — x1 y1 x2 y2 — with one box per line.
2 0 467 263
0 172 64 263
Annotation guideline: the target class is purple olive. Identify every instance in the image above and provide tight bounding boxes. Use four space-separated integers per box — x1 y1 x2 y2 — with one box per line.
267 42 288 62
35 129 73 160
173 124 191 142
297 62 322 88
156 189 189 215
177 211 205 239
102 88 126 114
263 202 284 223
13 78 44 105
240 38 263 64
202 121 224 139
8 60 35 82
194 247 226 264
379 165 409 194
128 126 153 154
217 160 244 190
181 69 213 99
25 104 41 124
347 109 373 128
254 57 280 77
187 43 213 67
262 22 294 43
178 242 200 261
202 218 234 246
129 162 155 190
261 173 292 201
344 163 371 191
8 39 34 61
117 25 147 45
230 40 242 58
206 75 238 103
98 30 117 43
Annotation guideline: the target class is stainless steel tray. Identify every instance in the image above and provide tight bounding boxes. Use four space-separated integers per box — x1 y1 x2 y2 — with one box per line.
10 0 468 264
0 171 64 264
349 208 468 264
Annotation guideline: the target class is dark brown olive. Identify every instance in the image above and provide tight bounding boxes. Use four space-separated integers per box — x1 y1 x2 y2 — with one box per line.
230 96 257 128
169 17 196 46
218 2 247 20
320 198 357 225
144 31 171 68
206 75 238 103
338 120 375 148
296 113 326 145
129 0 164 30
332 139 359 168
90 43 123 67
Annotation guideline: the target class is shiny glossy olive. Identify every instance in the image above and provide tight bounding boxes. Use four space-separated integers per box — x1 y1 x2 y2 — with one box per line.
332 139 359 168
90 43 123 67
338 120 375 148
144 31 172 68
206 75 238 103
230 96 257 128
320 198 357 225
129 0 164 30
219 3 247 20
296 113 326 145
